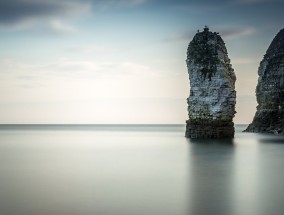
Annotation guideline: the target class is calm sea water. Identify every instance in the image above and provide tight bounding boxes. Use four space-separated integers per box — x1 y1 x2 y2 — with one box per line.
0 124 283 215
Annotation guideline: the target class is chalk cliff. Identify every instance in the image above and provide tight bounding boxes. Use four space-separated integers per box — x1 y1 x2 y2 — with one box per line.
185 27 236 138
245 28 284 135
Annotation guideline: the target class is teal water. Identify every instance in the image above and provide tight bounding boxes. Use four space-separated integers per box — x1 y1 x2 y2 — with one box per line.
0 125 283 215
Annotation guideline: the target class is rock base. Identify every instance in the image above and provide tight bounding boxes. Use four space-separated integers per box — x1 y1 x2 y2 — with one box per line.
244 110 284 135
185 120 234 138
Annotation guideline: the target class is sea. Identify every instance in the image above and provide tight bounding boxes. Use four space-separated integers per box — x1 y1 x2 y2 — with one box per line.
0 124 283 215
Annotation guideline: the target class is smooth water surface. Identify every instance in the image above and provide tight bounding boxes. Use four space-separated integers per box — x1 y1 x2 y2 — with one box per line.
0 125 283 215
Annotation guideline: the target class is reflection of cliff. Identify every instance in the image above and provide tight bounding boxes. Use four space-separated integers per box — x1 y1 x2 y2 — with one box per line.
185 27 236 138
245 28 284 135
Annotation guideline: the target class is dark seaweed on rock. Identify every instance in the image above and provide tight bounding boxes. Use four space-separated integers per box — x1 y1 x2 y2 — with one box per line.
187 27 223 80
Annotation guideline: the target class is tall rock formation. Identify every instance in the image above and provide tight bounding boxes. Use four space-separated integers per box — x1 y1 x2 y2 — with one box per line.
185 27 236 138
245 28 284 135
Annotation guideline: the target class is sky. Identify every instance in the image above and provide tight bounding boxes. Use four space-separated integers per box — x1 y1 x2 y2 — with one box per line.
0 0 283 124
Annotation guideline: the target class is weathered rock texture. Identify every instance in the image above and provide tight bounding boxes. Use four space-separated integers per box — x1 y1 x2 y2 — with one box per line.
185 27 236 138
245 28 284 135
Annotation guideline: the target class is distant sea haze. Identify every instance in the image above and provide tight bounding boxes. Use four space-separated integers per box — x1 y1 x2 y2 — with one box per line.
0 124 284 215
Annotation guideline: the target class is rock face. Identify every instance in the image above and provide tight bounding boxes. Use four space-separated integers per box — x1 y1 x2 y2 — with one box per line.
245 28 284 135
185 27 236 138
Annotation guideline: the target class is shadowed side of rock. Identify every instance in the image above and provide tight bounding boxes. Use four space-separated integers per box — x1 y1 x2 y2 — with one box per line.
185 27 236 138
245 28 284 135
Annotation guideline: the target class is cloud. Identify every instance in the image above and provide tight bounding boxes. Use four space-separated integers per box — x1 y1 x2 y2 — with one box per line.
220 27 255 40
169 0 281 6
66 44 117 54
94 0 148 8
163 26 255 43
232 0 281 4
174 4 223 14
122 0 148 6
162 31 196 43
0 0 89 32
0 18 78 35
0 0 89 27
45 19 77 34
0 58 102 81
0 58 156 84
0 0 148 31
44 60 154 78
121 62 151 75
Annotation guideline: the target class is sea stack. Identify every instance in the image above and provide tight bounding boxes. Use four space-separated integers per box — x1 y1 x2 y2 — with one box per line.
185 26 236 138
245 28 284 135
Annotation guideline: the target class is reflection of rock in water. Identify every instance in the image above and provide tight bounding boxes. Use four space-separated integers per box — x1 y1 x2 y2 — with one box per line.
185 26 236 138
186 142 235 215
245 28 284 135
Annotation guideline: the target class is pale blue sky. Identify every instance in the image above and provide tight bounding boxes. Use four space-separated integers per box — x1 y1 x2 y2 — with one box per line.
0 0 283 124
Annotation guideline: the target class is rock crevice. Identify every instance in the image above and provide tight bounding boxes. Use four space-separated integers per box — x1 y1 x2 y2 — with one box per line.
185 27 236 138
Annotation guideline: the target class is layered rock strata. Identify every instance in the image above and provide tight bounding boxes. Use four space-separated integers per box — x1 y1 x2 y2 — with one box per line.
185 27 236 138
245 28 284 135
